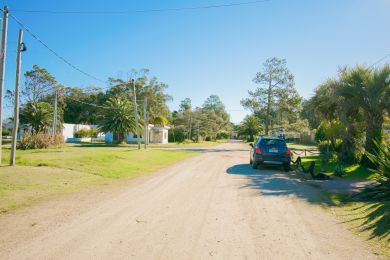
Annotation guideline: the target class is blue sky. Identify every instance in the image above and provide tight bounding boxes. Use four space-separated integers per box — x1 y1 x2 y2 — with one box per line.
1 0 389 123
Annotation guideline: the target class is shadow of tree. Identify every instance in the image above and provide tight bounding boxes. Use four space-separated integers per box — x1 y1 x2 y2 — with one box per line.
226 163 330 205
342 202 390 240
226 163 389 241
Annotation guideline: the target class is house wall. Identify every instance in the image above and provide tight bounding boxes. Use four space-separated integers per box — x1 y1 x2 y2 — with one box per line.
105 126 169 144
62 123 99 142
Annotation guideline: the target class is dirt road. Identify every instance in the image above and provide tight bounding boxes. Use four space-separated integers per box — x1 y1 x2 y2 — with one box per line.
0 143 377 259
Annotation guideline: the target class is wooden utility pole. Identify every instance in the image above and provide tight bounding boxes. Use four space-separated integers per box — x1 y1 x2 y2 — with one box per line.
132 79 140 149
0 6 8 165
52 88 57 134
10 29 23 166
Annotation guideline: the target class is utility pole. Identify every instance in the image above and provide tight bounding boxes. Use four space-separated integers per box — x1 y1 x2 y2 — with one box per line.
10 29 23 166
188 115 192 140
197 121 200 142
52 88 57 134
132 79 140 149
143 97 147 149
0 6 8 165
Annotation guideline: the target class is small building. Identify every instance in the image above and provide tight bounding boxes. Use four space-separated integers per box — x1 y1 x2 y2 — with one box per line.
62 123 104 142
105 124 170 144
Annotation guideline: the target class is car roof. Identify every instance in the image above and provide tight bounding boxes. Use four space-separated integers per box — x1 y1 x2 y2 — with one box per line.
259 136 284 140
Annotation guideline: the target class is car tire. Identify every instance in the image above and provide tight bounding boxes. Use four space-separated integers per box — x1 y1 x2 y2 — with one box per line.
252 161 258 169
283 164 291 172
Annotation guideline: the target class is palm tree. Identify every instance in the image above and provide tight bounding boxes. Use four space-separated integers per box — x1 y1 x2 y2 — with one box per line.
99 97 141 143
20 102 53 133
151 116 168 126
240 115 262 142
338 65 390 163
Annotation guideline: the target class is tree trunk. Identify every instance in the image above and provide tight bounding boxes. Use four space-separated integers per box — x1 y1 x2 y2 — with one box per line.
265 80 272 135
118 132 125 144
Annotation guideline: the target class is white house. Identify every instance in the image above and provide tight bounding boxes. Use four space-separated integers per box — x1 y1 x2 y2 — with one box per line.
105 124 170 144
62 123 104 142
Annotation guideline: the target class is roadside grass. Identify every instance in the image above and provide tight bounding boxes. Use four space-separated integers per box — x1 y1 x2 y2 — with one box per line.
0 146 196 213
300 155 379 181
0 166 104 213
2 147 196 178
287 142 317 151
323 193 389 257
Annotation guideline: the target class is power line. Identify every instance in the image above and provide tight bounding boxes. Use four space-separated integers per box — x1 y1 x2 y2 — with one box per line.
7 12 106 84
64 95 115 110
369 52 390 69
10 0 271 15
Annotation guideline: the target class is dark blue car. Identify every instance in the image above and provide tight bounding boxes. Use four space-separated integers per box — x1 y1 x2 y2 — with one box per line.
249 136 291 171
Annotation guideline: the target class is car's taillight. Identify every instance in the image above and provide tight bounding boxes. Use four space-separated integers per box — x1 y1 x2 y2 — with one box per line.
255 147 262 154
284 150 291 155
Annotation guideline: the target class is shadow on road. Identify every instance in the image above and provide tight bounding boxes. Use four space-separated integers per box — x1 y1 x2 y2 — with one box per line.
226 163 325 205
227 163 390 241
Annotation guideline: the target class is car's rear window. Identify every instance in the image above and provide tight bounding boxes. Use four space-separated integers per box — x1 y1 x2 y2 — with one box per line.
259 139 286 147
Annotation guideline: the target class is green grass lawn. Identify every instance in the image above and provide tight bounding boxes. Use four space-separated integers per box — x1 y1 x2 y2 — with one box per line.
285 142 378 181
287 142 318 151
0 146 196 213
300 155 379 181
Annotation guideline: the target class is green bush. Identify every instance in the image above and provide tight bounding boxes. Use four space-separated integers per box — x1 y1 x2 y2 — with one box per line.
2 128 11 136
318 141 331 154
315 125 327 143
334 139 342 153
17 133 64 150
74 128 98 138
246 136 254 142
169 128 186 143
364 141 390 199
216 130 229 140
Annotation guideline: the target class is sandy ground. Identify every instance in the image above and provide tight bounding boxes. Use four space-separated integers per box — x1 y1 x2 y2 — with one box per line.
0 142 377 260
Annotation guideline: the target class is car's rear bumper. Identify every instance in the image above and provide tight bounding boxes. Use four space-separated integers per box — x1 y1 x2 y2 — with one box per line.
253 154 291 165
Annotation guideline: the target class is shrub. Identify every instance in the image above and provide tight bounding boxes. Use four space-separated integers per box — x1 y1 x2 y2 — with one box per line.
216 130 229 140
315 125 327 143
318 141 331 154
366 141 390 184
246 136 254 142
90 128 98 138
334 139 342 153
169 128 186 143
2 128 11 136
364 141 390 200
74 128 98 138
17 132 64 150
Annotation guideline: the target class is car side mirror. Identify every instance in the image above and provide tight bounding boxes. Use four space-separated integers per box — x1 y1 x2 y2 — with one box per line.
249 143 254 148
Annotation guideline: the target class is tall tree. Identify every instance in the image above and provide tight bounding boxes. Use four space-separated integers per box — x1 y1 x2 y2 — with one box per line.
63 86 105 124
22 65 57 104
241 57 299 135
179 98 192 112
